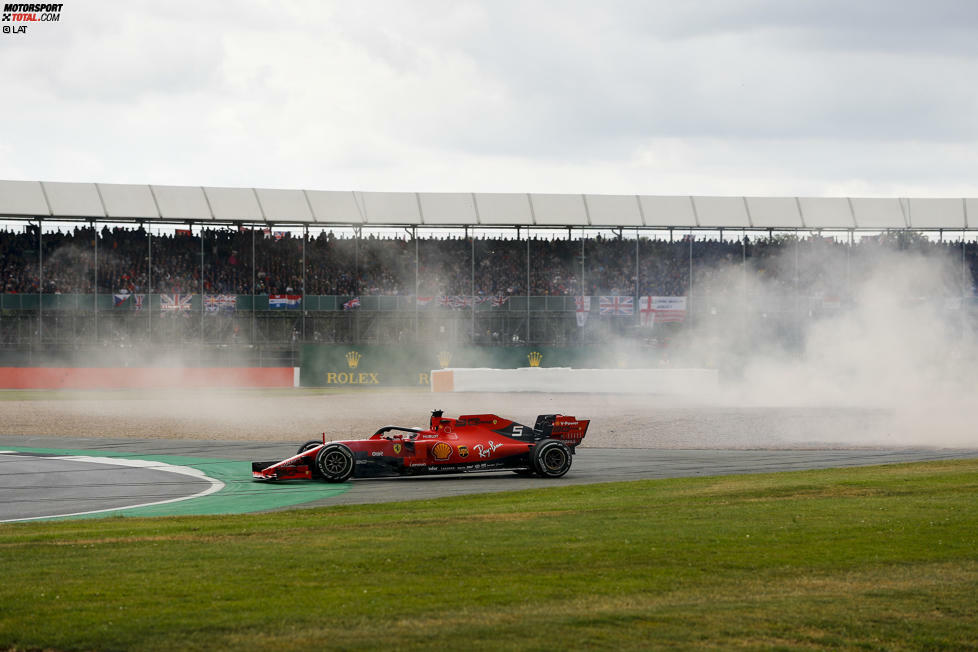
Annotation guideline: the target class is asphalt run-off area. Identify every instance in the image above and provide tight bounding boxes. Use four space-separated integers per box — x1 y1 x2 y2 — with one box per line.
2 435 976 522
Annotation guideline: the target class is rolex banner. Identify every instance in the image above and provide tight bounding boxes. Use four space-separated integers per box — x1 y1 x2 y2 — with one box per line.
299 344 666 387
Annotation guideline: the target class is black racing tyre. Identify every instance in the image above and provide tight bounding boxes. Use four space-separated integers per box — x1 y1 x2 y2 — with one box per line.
315 443 356 483
298 440 324 477
297 440 323 456
531 440 572 478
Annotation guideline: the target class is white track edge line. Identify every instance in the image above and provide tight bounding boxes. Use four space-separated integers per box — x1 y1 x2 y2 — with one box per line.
1 455 226 523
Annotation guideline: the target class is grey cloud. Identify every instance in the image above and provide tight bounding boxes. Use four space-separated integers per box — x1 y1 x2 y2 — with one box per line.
370 0 978 158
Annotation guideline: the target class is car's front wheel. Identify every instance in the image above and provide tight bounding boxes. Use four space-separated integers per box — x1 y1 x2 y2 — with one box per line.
531 440 572 478
298 440 324 477
315 443 355 483
297 440 323 456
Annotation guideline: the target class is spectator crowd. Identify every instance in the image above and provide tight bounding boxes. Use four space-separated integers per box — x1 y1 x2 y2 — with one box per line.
2 225 977 299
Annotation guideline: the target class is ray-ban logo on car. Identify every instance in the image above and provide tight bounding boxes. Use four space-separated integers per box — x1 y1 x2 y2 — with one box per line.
474 441 502 458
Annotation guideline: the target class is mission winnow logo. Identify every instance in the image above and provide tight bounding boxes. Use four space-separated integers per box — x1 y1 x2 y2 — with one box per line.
2 3 62 35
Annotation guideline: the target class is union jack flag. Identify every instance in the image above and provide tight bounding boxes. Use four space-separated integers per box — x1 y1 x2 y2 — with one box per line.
161 294 193 312
343 297 361 310
205 294 237 312
134 294 144 311
599 296 633 316
439 296 473 309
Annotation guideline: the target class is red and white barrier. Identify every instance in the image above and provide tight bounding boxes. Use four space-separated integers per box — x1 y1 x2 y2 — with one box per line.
0 367 297 389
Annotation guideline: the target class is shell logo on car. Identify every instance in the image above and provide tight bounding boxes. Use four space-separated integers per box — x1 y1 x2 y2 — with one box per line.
431 442 452 460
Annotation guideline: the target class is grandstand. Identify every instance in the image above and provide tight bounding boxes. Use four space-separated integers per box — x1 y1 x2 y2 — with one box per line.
1 180 977 379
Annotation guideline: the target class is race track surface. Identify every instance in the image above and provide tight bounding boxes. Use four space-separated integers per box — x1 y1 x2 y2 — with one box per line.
0 450 216 521
2 435 976 522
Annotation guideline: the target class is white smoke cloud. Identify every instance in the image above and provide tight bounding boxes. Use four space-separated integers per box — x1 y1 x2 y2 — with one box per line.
691 242 978 447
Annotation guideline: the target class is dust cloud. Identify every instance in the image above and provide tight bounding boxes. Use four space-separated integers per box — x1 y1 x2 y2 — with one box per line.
4 239 977 451
663 242 978 448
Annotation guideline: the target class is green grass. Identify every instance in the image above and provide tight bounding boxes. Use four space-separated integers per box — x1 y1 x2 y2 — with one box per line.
3 460 978 651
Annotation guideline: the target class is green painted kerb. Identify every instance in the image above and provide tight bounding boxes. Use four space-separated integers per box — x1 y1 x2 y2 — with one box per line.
6 447 351 520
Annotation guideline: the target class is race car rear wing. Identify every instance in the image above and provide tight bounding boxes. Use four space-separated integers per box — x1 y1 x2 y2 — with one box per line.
534 414 589 447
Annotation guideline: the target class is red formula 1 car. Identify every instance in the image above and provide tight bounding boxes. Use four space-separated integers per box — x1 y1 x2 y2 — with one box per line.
252 410 589 482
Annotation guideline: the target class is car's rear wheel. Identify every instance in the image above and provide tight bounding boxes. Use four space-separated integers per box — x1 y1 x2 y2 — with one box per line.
315 443 355 483
531 440 572 478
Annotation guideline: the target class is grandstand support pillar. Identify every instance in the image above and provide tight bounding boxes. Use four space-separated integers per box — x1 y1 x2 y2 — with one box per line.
200 223 204 353
962 230 969 341
470 230 475 344
742 230 748 341
794 232 800 342
302 225 307 342
147 222 152 345
354 225 361 345
580 232 585 298
527 235 531 343
252 225 256 345
37 219 42 345
961 229 971 298
354 226 361 296
93 219 98 344
414 226 419 342
847 229 853 301
635 230 639 329
688 229 693 319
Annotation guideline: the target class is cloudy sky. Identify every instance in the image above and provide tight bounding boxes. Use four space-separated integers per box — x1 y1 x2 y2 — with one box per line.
1 0 977 197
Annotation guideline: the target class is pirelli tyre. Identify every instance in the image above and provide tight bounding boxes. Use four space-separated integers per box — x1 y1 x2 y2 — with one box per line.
298 440 324 477
531 439 572 478
315 443 355 483
297 440 323 456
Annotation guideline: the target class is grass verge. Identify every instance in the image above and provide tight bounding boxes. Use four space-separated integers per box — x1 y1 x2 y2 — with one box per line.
2 459 978 650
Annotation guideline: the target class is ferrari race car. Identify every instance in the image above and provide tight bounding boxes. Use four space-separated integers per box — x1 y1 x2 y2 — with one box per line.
252 410 589 482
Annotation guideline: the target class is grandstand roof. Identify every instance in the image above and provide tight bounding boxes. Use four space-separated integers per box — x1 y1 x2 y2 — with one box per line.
1 180 975 229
